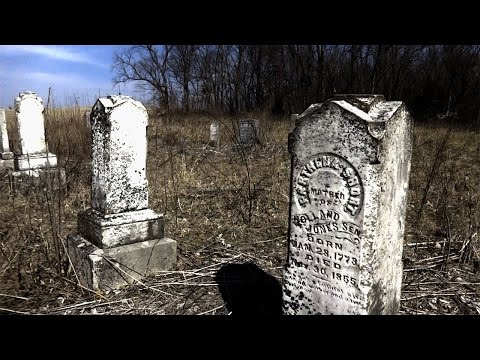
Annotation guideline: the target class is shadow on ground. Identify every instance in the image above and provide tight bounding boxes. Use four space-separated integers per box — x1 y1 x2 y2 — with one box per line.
214 262 282 315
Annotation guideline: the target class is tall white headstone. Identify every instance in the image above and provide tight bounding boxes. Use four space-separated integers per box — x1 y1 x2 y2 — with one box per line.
13 91 57 170
282 95 413 315
15 91 47 154
90 96 149 215
67 95 177 291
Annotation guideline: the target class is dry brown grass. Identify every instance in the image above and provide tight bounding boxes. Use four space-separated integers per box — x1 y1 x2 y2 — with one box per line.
1 107 479 314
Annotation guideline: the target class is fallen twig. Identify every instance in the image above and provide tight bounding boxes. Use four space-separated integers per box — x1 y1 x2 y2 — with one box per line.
406 240 447 247
152 282 219 287
400 305 430 315
0 307 32 315
402 292 476 301
101 256 176 297
416 253 460 264
197 304 226 315
0 293 29 301
50 298 136 313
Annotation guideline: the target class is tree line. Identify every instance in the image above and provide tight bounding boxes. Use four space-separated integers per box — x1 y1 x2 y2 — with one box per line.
112 45 480 124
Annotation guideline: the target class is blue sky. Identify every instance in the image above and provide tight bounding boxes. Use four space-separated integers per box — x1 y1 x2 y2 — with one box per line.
0 45 143 108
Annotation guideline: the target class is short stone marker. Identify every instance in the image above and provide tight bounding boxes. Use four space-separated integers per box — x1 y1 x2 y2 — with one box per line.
209 121 220 147
282 94 413 315
0 109 14 170
84 110 91 130
11 91 65 190
67 95 177 291
238 118 261 148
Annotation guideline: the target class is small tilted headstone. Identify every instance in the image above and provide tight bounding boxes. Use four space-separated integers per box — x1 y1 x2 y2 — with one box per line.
84 110 91 130
67 95 177 291
0 109 14 170
282 95 413 315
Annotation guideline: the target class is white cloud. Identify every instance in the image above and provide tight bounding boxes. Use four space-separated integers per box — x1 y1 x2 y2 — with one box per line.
0 69 144 107
30 71 89 85
0 45 108 68
1 69 109 88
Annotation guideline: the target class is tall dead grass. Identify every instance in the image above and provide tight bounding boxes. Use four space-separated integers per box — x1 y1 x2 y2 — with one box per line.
406 122 480 268
1 104 479 312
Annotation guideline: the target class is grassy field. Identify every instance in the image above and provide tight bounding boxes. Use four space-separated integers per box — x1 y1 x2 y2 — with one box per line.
0 107 479 315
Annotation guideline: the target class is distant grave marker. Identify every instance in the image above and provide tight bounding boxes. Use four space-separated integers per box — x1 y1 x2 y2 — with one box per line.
84 110 91 130
0 109 14 170
209 121 220 147
238 118 261 148
67 95 177 291
282 95 413 315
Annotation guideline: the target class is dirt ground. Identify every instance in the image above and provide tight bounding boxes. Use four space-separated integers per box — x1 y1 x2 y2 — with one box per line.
1 110 479 315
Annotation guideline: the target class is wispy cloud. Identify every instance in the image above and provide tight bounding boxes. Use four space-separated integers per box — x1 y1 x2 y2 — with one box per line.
28 71 113 89
0 69 113 92
0 45 108 68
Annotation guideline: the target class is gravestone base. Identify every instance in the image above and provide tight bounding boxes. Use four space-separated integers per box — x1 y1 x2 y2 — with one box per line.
14 153 58 170
10 167 66 193
1 151 14 160
78 208 165 249
233 142 258 154
0 159 14 170
208 139 220 148
0 152 14 170
66 234 177 292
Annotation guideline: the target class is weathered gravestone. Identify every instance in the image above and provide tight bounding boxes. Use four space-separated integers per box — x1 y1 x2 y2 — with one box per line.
238 118 261 148
14 91 56 169
0 109 14 170
11 91 65 189
209 121 220 147
84 110 91 131
282 95 413 315
67 95 177 291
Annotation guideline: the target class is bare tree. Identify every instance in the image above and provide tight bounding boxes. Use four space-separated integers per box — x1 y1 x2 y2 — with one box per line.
110 44 480 126
169 45 199 112
112 45 172 109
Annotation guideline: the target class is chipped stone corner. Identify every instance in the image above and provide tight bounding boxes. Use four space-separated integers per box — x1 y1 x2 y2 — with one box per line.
327 95 404 140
